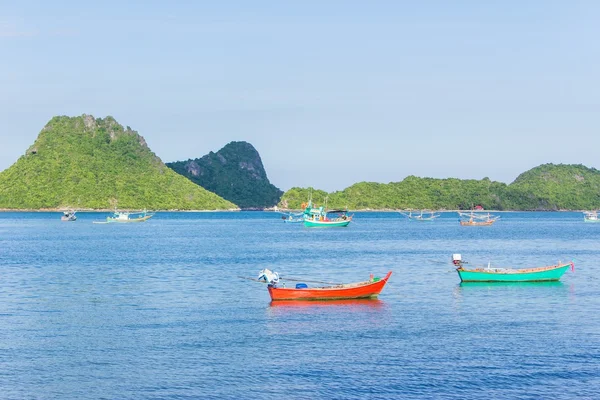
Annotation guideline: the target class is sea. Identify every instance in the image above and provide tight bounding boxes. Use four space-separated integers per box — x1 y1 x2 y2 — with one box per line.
0 211 599 399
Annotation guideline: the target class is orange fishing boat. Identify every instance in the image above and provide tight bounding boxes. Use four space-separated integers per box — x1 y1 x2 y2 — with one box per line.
458 211 499 226
257 270 392 301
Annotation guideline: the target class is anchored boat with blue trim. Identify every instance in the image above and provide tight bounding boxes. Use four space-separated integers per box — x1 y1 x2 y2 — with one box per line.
302 200 352 227
257 269 392 301
452 254 573 282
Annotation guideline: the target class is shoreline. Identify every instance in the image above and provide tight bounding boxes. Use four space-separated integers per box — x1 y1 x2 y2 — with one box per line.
0 208 585 213
0 208 241 212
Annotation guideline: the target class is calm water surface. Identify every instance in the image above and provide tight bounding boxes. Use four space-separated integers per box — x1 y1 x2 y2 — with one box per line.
0 211 599 399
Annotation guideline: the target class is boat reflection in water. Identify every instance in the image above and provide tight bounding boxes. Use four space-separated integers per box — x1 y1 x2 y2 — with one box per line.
269 298 386 309
265 298 389 334
458 281 565 290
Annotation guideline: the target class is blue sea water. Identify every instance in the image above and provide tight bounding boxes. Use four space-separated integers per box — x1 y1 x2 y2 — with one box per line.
0 211 599 399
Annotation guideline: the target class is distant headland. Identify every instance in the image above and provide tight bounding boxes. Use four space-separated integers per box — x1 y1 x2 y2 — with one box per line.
0 115 598 211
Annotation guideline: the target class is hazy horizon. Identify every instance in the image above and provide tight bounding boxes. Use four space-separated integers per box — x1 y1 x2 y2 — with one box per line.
2 1 598 192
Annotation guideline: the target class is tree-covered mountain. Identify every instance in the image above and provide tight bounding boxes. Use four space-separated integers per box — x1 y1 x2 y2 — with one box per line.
278 164 600 211
0 115 236 210
506 164 600 210
167 141 283 209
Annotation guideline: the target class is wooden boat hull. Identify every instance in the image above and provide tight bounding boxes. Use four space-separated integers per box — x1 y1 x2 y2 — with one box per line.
303 217 351 227
269 299 386 310
268 271 392 301
457 264 570 282
459 220 495 226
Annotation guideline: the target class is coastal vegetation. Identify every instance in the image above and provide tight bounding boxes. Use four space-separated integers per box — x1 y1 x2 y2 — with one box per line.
167 141 283 209
279 164 600 211
1 115 598 212
0 115 236 210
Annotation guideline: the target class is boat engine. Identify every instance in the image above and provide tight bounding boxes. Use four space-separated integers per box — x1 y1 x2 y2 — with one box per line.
452 254 463 267
257 269 280 285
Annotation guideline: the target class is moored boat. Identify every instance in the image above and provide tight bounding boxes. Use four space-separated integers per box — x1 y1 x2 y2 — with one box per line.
452 254 573 282
279 211 304 223
257 269 392 301
399 210 440 222
94 209 154 224
60 210 77 221
458 210 499 226
583 211 600 223
302 200 352 227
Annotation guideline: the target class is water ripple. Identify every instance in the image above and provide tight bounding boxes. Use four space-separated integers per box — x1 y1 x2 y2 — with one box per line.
0 211 598 399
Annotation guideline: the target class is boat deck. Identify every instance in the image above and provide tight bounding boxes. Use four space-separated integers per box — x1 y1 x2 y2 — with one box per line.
461 263 569 274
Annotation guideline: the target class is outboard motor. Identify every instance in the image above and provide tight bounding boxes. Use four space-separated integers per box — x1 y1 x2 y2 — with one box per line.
452 254 463 268
257 269 280 285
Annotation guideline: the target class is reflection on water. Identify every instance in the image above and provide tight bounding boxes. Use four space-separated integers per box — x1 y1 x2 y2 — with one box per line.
458 281 566 289
269 298 386 309
1 211 599 399
264 298 390 336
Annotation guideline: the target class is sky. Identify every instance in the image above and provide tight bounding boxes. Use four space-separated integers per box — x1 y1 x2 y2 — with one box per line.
1 1 598 192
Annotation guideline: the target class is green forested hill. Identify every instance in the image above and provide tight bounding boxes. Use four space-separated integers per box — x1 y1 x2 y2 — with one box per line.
0 115 236 210
279 164 600 211
279 178 509 210
506 164 600 210
167 141 283 209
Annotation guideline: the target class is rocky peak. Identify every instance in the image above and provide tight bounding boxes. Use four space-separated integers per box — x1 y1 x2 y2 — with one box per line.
166 141 283 209
185 160 202 177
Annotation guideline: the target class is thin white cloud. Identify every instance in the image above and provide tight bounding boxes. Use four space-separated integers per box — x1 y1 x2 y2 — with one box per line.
0 21 38 38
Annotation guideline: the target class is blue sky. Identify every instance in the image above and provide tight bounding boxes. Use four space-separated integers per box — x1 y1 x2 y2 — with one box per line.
1 1 598 191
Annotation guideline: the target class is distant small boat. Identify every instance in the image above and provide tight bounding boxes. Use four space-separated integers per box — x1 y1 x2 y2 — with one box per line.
279 211 304 223
257 269 392 301
583 211 600 223
61 210 77 221
399 210 440 222
458 210 499 226
93 209 153 224
302 200 352 227
452 254 573 282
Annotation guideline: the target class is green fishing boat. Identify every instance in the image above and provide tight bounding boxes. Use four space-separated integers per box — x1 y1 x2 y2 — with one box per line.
452 254 573 282
302 200 352 228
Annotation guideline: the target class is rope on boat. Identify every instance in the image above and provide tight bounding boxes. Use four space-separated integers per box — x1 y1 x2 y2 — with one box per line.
241 272 343 286
238 276 267 283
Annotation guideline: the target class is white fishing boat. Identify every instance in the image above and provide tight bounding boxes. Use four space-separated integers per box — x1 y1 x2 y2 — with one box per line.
61 210 77 221
583 211 600 223
398 210 440 222
93 209 154 224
